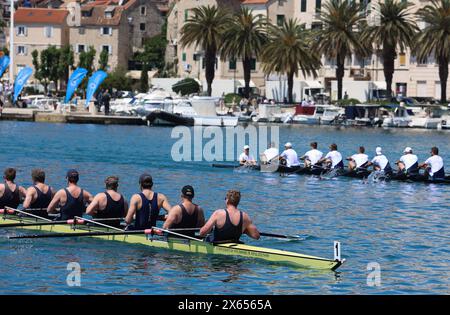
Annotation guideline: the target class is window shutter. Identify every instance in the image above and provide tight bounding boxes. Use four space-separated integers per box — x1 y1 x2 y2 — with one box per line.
109 45 112 55
100 27 103 35
24 46 28 56
24 27 28 36
109 27 112 36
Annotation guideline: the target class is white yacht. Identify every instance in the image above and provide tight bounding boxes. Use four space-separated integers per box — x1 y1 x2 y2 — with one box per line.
291 104 341 125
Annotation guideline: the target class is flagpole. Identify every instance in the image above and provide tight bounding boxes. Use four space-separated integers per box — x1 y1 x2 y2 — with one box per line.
9 0 14 83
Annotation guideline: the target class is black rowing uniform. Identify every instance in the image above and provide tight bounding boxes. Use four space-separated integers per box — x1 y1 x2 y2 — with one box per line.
0 182 20 210
211 209 243 243
132 192 160 230
27 185 52 218
59 188 85 220
93 192 125 227
170 203 199 237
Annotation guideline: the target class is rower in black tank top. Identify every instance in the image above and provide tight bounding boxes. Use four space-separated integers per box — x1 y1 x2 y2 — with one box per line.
94 192 125 227
171 204 198 237
25 185 52 218
0 183 20 209
59 188 85 220
212 210 243 243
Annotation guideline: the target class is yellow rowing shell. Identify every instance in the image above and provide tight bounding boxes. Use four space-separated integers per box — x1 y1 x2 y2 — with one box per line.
0 216 343 271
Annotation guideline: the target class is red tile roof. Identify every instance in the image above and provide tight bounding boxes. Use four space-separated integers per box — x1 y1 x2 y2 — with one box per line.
15 8 68 24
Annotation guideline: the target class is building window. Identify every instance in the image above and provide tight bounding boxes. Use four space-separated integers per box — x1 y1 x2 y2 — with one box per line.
278 0 284 6
182 52 186 62
301 0 307 12
78 27 85 35
229 59 236 70
311 23 322 30
77 44 85 54
251 58 256 71
101 27 112 35
17 45 26 55
399 53 406 66
140 23 146 31
140 6 146 16
44 26 53 38
276 15 285 26
17 26 26 36
315 0 322 13
102 45 112 55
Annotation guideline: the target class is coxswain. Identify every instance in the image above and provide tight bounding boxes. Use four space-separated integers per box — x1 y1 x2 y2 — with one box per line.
125 173 171 230
199 189 260 243
347 146 369 171
300 142 323 168
86 176 128 227
366 147 393 175
318 143 344 170
419 147 445 180
47 169 93 220
0 168 26 210
279 142 300 167
163 185 205 237
396 147 419 175
239 145 257 166
22 169 54 216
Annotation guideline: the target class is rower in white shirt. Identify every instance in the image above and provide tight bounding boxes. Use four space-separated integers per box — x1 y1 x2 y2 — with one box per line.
366 147 393 175
347 146 369 171
300 142 323 168
279 142 300 167
239 145 256 166
419 146 445 180
318 143 344 169
262 142 279 163
396 147 419 174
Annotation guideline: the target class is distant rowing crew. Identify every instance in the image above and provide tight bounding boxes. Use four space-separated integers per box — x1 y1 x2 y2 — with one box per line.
0 168 260 243
238 142 446 180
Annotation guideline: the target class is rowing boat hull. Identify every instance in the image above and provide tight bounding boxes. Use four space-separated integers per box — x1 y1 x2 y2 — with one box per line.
0 216 342 271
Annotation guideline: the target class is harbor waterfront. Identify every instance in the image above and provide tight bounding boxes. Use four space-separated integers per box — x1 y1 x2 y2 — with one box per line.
1 121 449 294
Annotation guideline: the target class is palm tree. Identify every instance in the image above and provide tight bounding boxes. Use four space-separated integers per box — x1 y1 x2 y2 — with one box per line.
261 19 321 104
220 7 268 98
315 0 367 101
179 5 231 96
415 0 450 104
361 0 418 99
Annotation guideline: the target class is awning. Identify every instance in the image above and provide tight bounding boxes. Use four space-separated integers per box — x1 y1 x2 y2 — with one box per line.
237 80 256 88
372 81 387 90
304 81 323 89
126 70 158 80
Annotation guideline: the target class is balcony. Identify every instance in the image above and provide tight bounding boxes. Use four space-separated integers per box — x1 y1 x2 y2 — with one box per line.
350 68 371 81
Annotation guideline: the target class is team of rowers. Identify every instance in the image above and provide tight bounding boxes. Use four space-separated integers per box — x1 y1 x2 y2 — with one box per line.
239 142 446 180
0 168 260 243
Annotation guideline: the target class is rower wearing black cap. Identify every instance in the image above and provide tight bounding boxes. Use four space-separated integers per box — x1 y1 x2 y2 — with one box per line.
163 185 205 237
47 169 93 220
86 176 128 226
125 173 171 230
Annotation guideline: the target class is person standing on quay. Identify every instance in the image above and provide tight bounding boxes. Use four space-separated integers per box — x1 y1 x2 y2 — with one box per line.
103 89 111 115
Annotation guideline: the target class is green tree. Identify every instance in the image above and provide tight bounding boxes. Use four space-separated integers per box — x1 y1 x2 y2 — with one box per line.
220 7 267 98
315 0 367 101
99 49 109 71
261 19 321 103
58 45 74 90
415 0 450 103
101 66 132 91
361 0 418 98
78 46 96 94
31 46 61 93
78 46 96 76
179 5 232 96
139 64 149 93
172 78 200 96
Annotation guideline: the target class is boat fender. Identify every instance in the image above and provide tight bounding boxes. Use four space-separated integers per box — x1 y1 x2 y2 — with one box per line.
0 208 15 214
67 219 85 225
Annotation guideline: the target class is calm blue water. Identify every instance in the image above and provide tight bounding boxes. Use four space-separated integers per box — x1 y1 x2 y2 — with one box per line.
0 121 449 294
